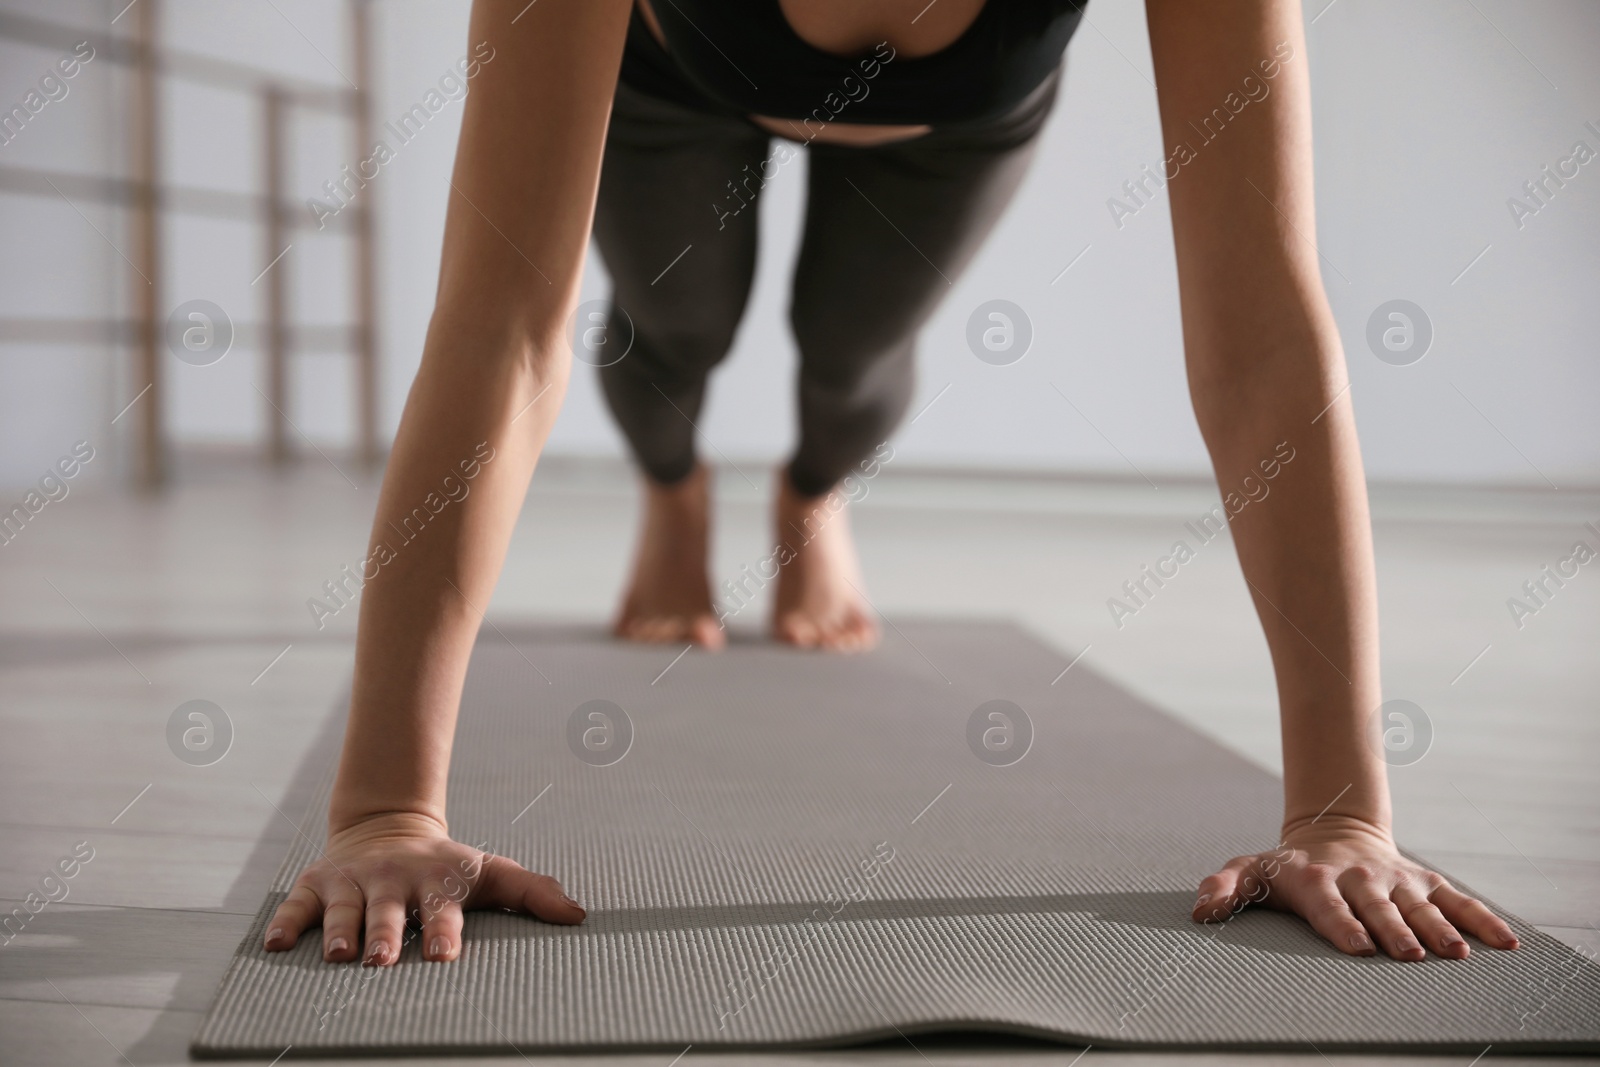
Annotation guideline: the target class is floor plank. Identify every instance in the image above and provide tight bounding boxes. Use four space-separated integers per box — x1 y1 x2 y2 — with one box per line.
0 900 250 1011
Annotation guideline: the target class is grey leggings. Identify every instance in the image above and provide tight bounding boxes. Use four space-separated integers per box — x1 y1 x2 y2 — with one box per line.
592 65 1061 496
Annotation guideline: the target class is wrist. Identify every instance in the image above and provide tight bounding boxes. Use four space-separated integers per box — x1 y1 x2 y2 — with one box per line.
1279 718 1392 844
328 790 449 839
1280 809 1393 848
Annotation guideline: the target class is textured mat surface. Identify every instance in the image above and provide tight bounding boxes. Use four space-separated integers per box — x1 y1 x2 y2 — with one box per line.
192 622 1600 1056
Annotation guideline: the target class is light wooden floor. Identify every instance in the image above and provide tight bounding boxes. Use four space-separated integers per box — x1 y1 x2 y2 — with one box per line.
1 456 1595 1066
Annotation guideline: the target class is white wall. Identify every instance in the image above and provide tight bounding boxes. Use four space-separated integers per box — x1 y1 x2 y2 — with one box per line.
0 0 119 490
2 0 1597 491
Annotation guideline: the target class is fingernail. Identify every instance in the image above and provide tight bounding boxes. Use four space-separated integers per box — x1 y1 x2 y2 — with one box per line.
328 937 349 956
560 894 583 910
429 936 448 959
1348 932 1373 952
265 927 284 947
1502 933 1520 948
364 941 389 965
1194 894 1211 909
1441 933 1464 948
1397 937 1421 955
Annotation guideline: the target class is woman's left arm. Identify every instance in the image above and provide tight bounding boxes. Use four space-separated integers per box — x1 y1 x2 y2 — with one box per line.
1143 0 1517 959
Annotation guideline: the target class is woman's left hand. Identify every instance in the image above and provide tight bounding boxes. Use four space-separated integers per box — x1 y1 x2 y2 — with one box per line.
1191 818 1520 960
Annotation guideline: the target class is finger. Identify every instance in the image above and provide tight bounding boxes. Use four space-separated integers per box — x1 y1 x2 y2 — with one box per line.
1278 864 1375 957
416 882 465 962
265 883 323 951
1192 854 1262 925
1392 881 1469 959
320 880 365 963
362 881 408 967
1339 867 1423 961
1431 883 1519 950
478 854 587 925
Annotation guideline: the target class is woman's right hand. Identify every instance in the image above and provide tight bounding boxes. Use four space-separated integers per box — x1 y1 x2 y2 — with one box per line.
263 811 585 965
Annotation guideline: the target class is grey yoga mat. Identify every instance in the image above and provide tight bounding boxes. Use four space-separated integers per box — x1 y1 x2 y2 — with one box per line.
192 621 1600 1056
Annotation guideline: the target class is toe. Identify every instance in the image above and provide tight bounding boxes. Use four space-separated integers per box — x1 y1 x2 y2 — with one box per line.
845 610 879 651
636 618 673 643
823 615 868 653
818 622 850 652
775 612 820 648
692 614 726 650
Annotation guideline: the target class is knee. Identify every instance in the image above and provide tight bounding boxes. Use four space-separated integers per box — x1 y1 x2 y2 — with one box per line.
796 332 916 404
613 293 745 386
789 303 916 397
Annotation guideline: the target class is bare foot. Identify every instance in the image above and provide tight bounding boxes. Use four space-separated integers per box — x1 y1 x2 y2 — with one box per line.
614 464 725 650
771 470 879 652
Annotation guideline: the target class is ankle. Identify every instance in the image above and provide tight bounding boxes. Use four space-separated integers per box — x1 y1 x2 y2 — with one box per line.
781 462 834 504
644 464 708 506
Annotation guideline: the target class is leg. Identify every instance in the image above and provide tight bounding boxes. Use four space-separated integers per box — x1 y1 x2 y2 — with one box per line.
593 77 770 485
591 77 771 646
773 68 1062 649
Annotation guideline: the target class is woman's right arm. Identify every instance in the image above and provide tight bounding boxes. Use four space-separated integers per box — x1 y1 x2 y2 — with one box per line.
264 0 635 967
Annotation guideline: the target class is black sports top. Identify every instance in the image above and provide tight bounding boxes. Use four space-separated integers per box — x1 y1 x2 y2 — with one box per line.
619 0 1085 127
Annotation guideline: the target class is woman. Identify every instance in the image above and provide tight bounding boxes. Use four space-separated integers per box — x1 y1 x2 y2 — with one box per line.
262 0 1521 969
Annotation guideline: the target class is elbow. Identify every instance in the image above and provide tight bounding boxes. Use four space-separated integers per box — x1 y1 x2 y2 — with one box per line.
1184 329 1345 447
422 302 575 387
